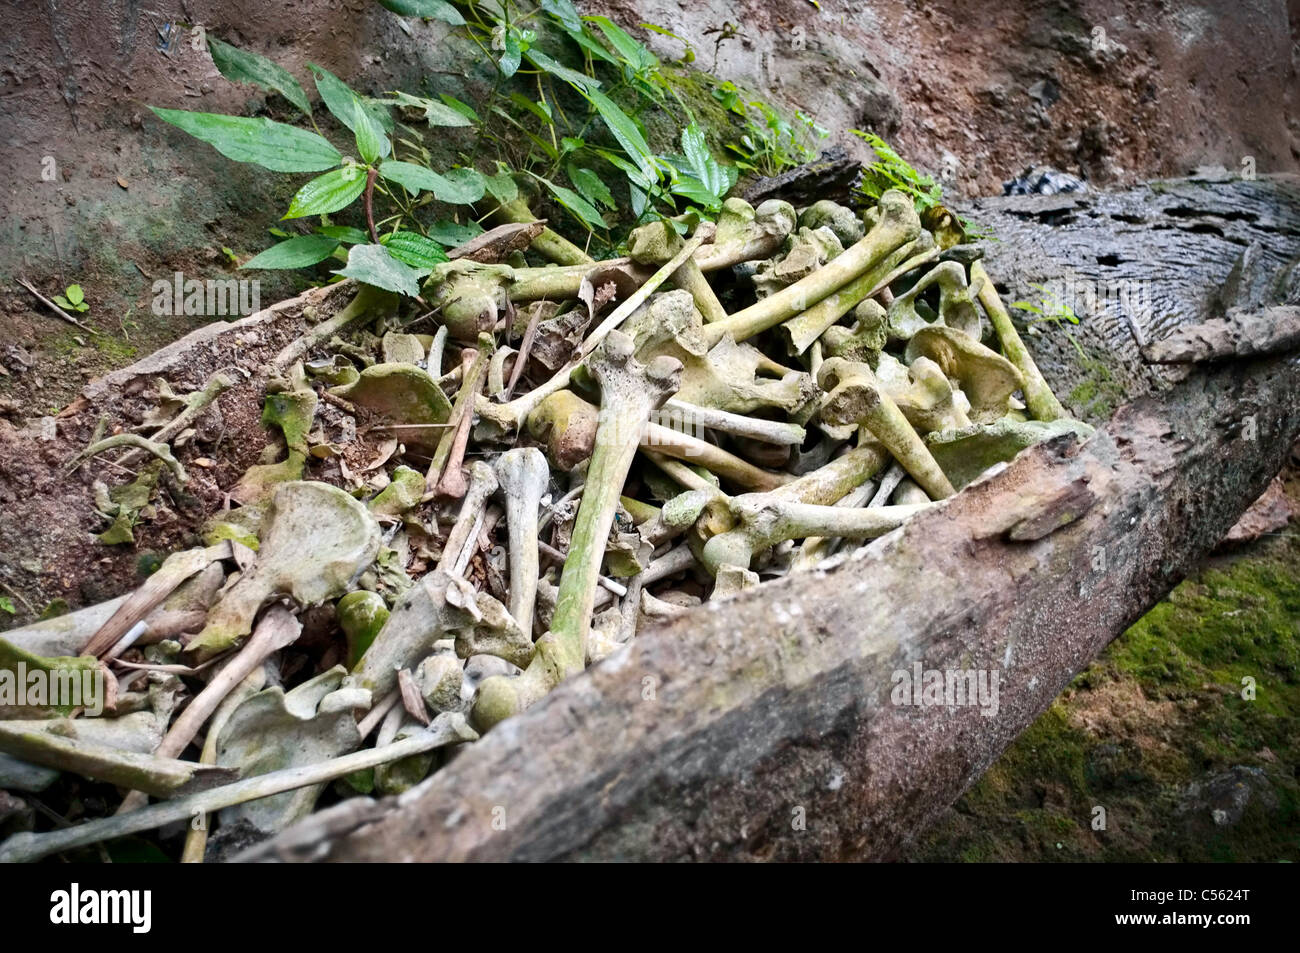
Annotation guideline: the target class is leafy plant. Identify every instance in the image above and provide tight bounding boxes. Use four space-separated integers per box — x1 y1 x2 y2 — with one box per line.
151 41 484 292
151 2 812 290
0 596 14 615
1012 283 1086 360
852 130 943 211
713 89 826 177
53 284 89 313
852 129 990 239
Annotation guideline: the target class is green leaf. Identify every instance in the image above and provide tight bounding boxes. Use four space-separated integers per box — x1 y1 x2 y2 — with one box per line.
584 15 657 72
380 91 474 127
65 284 84 306
525 48 600 90
540 0 582 32
0 596 14 614
593 148 654 191
427 220 484 246
559 25 620 66
353 106 386 165
283 166 368 218
378 160 484 204
149 108 341 172
529 173 606 230
309 64 393 140
484 166 518 204
316 225 370 244
208 37 311 116
499 30 524 79
583 88 656 183
670 178 721 208
375 0 465 24
568 166 615 209
53 295 73 310
629 182 648 218
438 94 480 124
333 243 422 297
508 92 553 126
441 167 486 204
241 234 341 269
380 231 450 271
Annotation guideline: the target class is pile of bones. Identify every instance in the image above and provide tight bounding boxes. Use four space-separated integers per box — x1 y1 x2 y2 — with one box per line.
0 188 1091 861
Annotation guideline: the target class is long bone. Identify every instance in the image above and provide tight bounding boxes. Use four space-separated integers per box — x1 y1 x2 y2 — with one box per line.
493 448 549 636
629 220 727 324
471 332 682 731
779 233 938 355
818 358 956 500
701 498 933 573
700 190 921 347
115 605 302 816
474 227 713 436
970 259 1068 422
528 389 791 491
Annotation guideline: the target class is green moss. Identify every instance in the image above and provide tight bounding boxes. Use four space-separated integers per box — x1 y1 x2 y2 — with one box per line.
1067 354 1124 421
910 531 1300 862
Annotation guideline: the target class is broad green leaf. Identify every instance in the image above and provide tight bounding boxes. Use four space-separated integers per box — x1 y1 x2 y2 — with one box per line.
380 231 449 270
378 160 483 204
316 225 370 244
333 244 422 297
525 48 600 90
438 94 480 124
484 166 518 204
65 284 85 306
499 30 524 78
309 64 393 137
508 92 552 126
283 166 368 218
530 173 606 230
568 166 615 209
241 234 340 269
353 105 386 165
629 182 648 219
560 136 585 153
208 37 311 116
584 15 657 72
441 167 486 204
593 147 654 191
539 0 582 32
380 91 473 127
427 220 484 246
150 108 341 172
583 88 656 182
375 0 464 24
670 177 721 208
680 123 712 186
560 25 620 66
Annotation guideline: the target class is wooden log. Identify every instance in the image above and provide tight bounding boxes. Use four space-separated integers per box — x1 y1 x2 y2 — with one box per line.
1141 305 1300 363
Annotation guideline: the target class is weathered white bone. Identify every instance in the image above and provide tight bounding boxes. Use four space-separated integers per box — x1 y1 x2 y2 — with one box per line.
494 448 549 636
